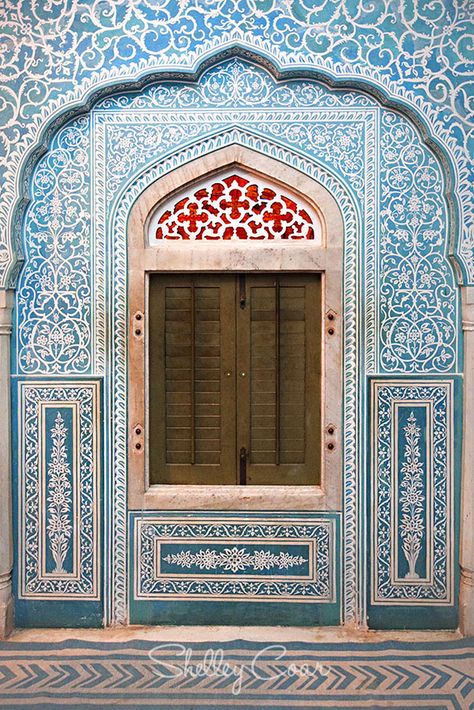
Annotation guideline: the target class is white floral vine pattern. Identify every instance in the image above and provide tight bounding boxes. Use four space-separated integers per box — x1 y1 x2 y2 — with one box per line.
0 1 472 284
46 412 73 574
163 547 307 573
399 412 425 580
379 112 456 372
16 117 91 373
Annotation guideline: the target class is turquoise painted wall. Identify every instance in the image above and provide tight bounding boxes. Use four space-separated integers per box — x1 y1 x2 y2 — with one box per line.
5 2 470 630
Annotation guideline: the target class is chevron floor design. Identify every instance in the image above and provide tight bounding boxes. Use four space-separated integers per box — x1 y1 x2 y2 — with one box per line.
0 637 472 708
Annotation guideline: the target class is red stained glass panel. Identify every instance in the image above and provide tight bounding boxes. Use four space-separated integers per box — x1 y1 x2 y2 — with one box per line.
153 174 315 241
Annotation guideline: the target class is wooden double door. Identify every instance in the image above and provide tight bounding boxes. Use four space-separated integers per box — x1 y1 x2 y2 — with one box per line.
148 273 321 486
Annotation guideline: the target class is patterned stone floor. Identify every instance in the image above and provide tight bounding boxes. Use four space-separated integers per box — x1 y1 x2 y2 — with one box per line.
0 634 472 708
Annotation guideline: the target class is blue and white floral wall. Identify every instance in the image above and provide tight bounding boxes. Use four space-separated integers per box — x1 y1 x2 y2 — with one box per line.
4 1 470 630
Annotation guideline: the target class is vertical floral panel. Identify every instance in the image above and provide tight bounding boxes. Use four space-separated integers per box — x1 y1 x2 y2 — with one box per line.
399 412 425 580
19 381 100 599
46 412 73 575
371 381 454 605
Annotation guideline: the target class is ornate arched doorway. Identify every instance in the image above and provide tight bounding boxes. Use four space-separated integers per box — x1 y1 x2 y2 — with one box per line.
8 56 461 632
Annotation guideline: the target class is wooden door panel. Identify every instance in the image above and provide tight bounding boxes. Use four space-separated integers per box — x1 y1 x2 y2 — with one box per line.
238 274 321 485
148 274 236 484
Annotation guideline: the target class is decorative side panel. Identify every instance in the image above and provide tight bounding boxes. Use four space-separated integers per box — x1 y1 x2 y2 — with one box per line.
132 513 338 604
18 381 100 599
371 380 454 605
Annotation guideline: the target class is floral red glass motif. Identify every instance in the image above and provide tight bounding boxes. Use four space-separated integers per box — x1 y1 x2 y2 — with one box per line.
154 174 315 241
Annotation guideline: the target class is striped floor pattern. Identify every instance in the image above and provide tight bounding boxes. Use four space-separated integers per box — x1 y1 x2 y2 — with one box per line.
0 637 472 708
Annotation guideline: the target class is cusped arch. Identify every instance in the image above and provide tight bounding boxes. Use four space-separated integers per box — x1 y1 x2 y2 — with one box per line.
6 46 464 288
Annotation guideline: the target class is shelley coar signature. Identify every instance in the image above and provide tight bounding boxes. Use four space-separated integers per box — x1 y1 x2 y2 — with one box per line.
148 643 329 696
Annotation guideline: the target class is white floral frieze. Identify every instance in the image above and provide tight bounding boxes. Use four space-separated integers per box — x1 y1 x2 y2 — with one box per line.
134 515 338 602
163 547 307 573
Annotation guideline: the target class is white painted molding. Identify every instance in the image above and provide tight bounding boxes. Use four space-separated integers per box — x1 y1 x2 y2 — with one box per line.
460 286 474 636
0 290 14 638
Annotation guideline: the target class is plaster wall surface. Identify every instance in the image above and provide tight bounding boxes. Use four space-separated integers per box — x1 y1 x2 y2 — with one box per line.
0 2 471 635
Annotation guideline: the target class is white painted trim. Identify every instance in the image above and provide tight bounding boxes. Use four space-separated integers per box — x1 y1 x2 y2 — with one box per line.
0 290 14 638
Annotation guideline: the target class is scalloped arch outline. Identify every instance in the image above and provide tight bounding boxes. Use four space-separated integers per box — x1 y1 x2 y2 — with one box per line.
6 42 465 288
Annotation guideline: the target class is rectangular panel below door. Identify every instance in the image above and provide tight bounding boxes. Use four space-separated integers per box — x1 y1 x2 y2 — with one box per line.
129 511 340 626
